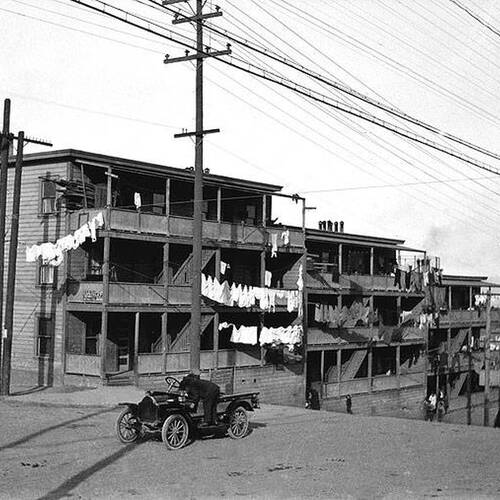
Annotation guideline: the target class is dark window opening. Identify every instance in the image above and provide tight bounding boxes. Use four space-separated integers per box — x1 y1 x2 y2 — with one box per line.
37 316 54 357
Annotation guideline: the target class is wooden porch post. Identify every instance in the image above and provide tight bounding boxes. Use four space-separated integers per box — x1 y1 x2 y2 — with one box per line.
338 243 343 276
447 285 452 402
396 344 401 390
134 312 140 384
262 195 267 227
368 344 373 393
162 312 168 375
260 249 266 365
100 166 113 382
337 349 342 397
214 247 221 370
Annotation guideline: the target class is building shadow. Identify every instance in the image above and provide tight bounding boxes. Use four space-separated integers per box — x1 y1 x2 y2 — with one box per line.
0 407 114 452
37 442 138 500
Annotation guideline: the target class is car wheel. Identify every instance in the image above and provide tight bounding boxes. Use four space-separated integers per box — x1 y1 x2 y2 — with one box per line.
161 414 189 450
227 406 249 439
116 408 141 443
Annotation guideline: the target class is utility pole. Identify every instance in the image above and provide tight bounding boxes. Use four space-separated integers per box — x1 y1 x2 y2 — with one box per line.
1 132 24 396
164 0 230 374
483 288 492 426
0 99 11 363
0 97 52 394
467 326 472 425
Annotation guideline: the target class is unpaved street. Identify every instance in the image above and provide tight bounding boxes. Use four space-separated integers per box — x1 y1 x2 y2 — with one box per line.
1 402 499 499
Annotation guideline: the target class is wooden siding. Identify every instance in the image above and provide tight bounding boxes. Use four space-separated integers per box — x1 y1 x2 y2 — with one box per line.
5 160 70 384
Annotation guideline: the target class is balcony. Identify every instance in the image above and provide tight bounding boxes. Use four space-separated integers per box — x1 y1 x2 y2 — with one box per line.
307 271 422 294
66 281 191 306
66 280 297 310
439 309 486 326
69 208 304 250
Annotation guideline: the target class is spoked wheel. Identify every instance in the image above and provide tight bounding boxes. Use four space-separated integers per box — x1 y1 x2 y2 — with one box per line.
116 408 141 443
161 414 189 450
227 406 249 439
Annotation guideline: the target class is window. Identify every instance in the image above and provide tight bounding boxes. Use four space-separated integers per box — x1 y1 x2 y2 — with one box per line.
36 316 53 357
85 324 99 355
38 263 55 285
40 179 57 214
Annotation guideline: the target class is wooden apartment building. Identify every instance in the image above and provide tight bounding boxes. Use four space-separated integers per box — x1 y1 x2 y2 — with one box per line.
5 149 306 405
5 148 497 414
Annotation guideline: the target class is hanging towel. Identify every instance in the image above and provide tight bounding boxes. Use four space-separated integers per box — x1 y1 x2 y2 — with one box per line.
134 192 142 210
281 229 290 246
265 270 272 287
271 233 278 258
220 261 228 275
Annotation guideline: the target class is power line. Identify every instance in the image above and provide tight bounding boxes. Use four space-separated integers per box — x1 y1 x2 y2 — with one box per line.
158 0 500 164
449 0 500 38
62 0 500 178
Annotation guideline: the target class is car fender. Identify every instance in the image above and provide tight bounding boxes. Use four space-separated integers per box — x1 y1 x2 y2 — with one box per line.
118 403 138 413
226 400 254 414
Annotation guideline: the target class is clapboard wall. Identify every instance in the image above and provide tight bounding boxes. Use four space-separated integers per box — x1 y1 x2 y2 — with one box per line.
4 158 70 387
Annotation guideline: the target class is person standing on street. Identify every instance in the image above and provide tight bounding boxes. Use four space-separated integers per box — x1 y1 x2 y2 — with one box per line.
346 394 352 414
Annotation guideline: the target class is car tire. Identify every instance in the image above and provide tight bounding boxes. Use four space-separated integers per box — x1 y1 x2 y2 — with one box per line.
116 408 141 444
227 406 249 439
161 413 189 450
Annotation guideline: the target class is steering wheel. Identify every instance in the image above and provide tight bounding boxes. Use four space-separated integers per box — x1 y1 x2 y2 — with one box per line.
165 376 180 393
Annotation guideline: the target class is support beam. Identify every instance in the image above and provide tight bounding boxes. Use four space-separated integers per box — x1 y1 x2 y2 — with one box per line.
484 289 492 426
396 344 401 390
161 312 168 375
134 312 140 384
368 345 373 393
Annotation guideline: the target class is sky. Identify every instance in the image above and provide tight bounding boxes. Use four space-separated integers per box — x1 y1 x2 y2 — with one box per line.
1 0 500 279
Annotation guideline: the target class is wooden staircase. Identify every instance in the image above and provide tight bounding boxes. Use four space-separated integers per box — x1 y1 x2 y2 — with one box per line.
341 350 367 380
167 314 214 353
171 249 216 285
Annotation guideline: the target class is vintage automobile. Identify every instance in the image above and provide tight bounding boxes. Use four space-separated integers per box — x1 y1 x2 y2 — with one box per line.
115 376 260 450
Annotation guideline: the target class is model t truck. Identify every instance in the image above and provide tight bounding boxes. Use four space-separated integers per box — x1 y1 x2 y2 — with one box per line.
116 376 260 450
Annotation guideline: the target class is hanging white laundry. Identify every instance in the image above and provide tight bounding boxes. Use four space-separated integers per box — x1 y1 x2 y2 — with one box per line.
26 245 41 262
265 270 272 287
220 261 228 275
25 212 105 266
94 212 105 228
134 192 142 210
218 322 231 331
271 233 278 258
297 263 304 291
281 229 290 246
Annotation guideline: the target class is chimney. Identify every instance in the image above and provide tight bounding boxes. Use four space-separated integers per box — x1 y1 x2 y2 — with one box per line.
327 220 333 232
334 221 338 232
340 221 344 233
318 220 323 230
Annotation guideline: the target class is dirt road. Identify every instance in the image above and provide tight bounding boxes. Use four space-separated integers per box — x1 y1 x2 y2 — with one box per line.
1 402 499 499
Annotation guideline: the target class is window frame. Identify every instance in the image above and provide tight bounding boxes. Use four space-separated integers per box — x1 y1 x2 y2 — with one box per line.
39 178 58 216
35 314 54 358
37 261 57 287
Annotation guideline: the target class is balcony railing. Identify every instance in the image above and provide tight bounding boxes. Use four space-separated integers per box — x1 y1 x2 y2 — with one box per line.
69 208 304 249
439 309 485 325
66 281 191 305
307 271 422 293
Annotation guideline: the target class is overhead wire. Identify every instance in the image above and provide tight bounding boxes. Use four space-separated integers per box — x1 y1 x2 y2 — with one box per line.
64 0 500 180
288 0 500 129
223 43 500 228
257 0 500 205
6 0 500 232
449 0 500 39
48 0 500 227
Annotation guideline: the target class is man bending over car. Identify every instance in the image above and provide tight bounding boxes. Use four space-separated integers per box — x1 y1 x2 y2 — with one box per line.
179 373 220 427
